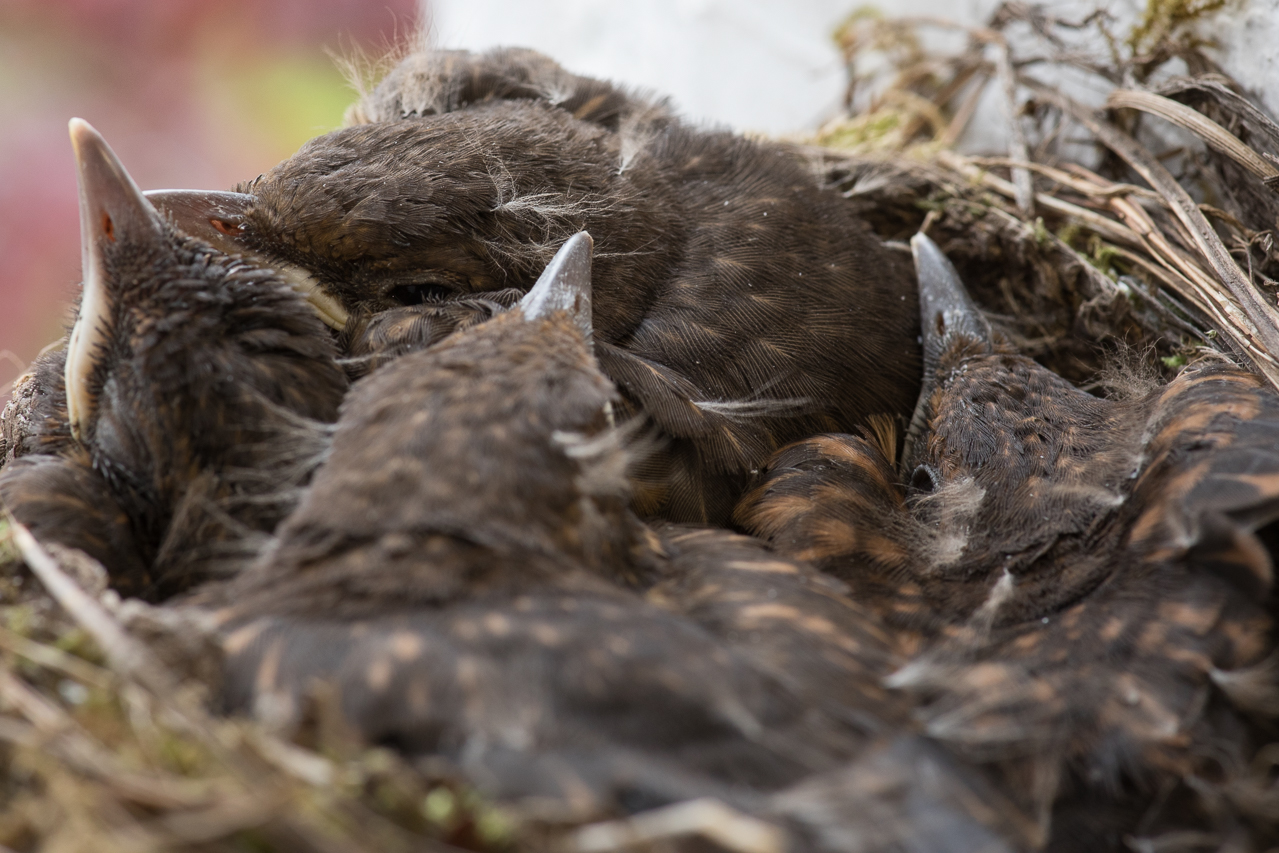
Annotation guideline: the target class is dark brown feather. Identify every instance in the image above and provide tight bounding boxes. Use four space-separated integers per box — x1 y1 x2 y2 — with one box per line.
739 235 1279 847
207 243 1031 849
0 346 75 464
157 49 921 524
1 124 348 598
346 45 673 132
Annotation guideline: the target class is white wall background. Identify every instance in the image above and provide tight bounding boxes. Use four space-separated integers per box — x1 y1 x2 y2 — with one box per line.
424 0 1279 141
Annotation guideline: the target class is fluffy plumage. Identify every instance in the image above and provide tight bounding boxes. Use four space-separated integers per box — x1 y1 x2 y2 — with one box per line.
0 122 348 598
150 48 921 524
738 234 1279 848
204 238 1032 851
0 346 74 465
345 45 674 132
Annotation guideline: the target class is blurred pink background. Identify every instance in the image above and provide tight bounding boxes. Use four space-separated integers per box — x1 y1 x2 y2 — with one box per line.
0 0 420 398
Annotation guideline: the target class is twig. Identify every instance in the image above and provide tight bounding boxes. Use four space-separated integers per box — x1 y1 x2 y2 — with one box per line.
7 519 177 694
940 71 991 147
0 623 115 691
1027 80 1279 372
896 15 1037 216
1108 195 1279 380
936 150 1141 248
971 156 1162 202
1113 266 1214 344
992 38 1035 217
1106 89 1279 182
1155 75 1279 154
573 798 786 853
0 668 214 811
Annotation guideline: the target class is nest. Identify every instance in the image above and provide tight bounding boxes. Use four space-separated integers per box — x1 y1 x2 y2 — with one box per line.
806 0 1279 390
2 2 1279 851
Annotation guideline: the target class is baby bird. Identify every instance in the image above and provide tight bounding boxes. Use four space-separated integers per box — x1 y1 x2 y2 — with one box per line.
146 48 921 524
0 121 348 599
208 236 1034 851
738 234 1279 850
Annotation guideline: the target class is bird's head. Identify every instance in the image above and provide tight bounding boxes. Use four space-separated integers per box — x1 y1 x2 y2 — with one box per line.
145 100 679 343
346 46 670 131
65 120 349 591
899 235 1160 623
234 232 653 618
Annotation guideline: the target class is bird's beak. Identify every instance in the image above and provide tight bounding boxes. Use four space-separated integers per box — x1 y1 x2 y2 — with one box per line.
901 233 991 467
519 231 595 340
146 189 351 331
67 118 167 442
912 232 990 372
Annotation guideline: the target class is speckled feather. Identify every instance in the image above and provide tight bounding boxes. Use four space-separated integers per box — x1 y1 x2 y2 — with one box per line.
193 49 921 523
1 127 348 598
739 236 1279 847
209 247 1033 849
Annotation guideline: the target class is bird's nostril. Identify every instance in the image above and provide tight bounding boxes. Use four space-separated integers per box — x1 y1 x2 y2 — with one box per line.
210 218 242 236
101 213 115 241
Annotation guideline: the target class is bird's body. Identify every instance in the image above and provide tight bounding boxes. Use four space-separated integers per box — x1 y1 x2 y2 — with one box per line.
209 245 853 816
151 48 921 524
1 346 73 465
0 122 348 599
738 235 1279 849
202 236 1031 851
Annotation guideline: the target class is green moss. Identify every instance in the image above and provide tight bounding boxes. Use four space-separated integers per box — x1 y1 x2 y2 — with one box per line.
474 806 514 847
422 786 457 827
1082 235 1122 281
815 109 905 152
0 517 17 570
1127 0 1230 56
832 5 886 45
4 605 35 638
1032 217 1051 247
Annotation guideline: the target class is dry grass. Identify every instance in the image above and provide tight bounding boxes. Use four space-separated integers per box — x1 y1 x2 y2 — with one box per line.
807 0 1279 390
0 517 515 852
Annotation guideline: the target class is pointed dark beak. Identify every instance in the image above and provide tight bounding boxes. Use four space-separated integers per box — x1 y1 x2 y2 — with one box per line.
901 233 992 468
519 231 595 340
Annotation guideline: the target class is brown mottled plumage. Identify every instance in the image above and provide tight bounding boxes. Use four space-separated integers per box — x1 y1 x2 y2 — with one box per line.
207 237 1033 851
338 288 524 376
739 234 1279 849
0 122 348 598
148 48 921 524
212 237 838 817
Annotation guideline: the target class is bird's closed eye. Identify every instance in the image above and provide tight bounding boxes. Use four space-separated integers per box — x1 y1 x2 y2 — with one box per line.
393 284 454 305
390 280 460 306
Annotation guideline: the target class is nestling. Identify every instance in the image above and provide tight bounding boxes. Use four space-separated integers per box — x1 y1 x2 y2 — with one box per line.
0 121 348 598
148 48 922 524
